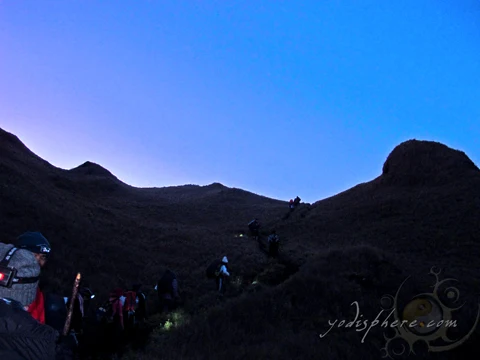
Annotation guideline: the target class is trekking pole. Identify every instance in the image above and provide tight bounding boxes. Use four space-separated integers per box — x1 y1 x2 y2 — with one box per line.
63 272 82 336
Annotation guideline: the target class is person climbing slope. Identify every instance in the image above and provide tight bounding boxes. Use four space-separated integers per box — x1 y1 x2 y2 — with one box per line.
248 218 260 240
156 269 179 313
267 230 280 257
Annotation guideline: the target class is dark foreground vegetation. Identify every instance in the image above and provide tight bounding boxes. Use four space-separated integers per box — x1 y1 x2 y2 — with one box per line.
1 127 479 359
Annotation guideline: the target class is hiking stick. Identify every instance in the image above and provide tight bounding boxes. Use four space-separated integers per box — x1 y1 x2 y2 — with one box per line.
63 272 81 336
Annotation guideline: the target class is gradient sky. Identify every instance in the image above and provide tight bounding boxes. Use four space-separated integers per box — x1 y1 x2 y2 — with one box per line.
1 1 479 203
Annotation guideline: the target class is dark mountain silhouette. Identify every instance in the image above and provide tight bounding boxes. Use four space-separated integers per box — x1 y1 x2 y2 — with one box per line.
69 160 119 178
0 127 479 360
381 139 479 186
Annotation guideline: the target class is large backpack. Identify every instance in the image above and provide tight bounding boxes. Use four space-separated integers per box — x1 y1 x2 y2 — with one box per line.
206 259 222 279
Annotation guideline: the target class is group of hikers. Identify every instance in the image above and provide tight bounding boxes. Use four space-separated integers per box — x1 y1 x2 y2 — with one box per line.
289 196 301 210
0 232 181 359
248 218 281 258
0 197 301 359
0 232 231 359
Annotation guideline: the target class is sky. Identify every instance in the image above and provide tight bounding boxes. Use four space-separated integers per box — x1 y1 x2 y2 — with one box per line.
1 1 479 204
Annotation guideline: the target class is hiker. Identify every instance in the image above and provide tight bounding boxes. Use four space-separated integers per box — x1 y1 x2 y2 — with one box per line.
248 218 260 239
215 256 230 294
289 199 294 210
267 230 280 257
109 288 125 331
122 286 139 343
294 196 301 206
123 284 148 335
64 287 95 335
96 288 126 357
131 284 147 323
15 231 51 324
156 269 179 313
0 242 75 359
123 287 137 330
45 287 94 346
96 288 125 330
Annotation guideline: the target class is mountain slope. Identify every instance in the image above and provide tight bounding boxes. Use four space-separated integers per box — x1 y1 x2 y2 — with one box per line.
1 128 479 360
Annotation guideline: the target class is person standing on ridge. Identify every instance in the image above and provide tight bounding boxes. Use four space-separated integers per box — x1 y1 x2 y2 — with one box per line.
289 199 294 210
293 196 301 206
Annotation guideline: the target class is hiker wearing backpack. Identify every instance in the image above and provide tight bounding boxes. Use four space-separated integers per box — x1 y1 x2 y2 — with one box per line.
206 256 230 294
248 218 260 239
294 196 301 206
267 230 280 257
97 288 126 357
123 288 137 327
64 287 95 335
156 269 179 313
131 284 147 323
121 286 141 343
109 288 125 330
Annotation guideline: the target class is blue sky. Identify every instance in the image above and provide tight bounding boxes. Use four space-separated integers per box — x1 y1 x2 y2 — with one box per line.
1 1 479 203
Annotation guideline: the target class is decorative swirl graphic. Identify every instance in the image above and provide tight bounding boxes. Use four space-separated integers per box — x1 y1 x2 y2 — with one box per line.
381 267 480 358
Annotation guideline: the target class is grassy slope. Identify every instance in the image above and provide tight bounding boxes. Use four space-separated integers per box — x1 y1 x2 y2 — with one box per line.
1 128 479 359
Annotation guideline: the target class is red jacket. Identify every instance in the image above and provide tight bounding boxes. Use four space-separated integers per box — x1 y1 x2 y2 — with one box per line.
27 287 45 324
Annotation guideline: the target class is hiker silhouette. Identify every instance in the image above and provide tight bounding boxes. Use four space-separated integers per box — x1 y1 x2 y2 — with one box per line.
64 287 95 335
267 230 280 258
248 218 260 239
156 269 179 313
130 284 147 323
206 256 230 294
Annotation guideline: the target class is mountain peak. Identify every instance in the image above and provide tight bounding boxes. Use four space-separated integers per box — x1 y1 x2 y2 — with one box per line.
69 161 118 179
382 139 479 186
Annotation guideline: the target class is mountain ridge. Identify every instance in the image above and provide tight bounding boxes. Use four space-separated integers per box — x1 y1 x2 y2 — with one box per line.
1 127 479 360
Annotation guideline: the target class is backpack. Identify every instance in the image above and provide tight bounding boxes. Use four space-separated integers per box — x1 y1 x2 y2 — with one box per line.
206 259 222 279
123 291 137 316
